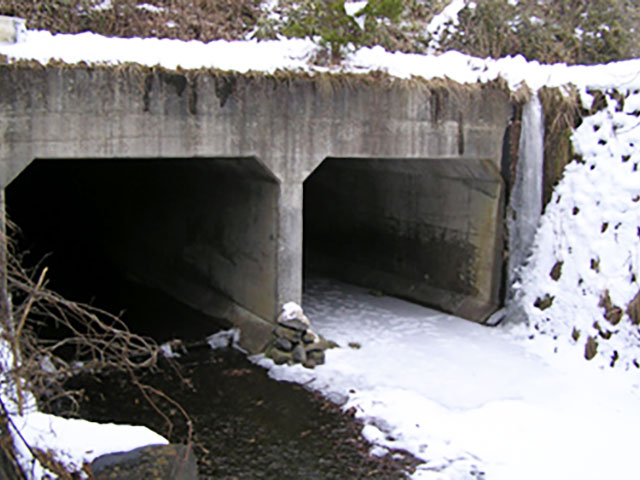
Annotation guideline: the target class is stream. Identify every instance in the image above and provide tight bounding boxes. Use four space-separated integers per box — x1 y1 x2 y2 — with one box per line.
46 280 419 479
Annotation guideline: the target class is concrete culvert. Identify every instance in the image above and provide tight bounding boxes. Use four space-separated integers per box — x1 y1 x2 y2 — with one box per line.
303 157 505 322
6 157 278 351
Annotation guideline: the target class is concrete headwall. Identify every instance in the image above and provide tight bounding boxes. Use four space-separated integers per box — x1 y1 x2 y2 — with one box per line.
0 64 512 351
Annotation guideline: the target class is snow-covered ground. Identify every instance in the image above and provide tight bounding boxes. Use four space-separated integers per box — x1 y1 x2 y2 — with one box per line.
255 278 640 479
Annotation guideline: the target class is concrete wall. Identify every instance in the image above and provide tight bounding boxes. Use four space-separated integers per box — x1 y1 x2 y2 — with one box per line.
0 65 512 351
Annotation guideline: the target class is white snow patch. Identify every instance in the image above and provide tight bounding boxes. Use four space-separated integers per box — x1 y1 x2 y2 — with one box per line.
3 30 640 95
11 412 167 477
345 1 368 30
254 278 640 480
93 0 112 11
159 340 182 358
426 0 467 46
207 328 241 350
137 3 164 14
281 301 304 319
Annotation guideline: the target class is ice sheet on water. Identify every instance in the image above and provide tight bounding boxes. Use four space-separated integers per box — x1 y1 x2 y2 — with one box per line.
255 277 640 480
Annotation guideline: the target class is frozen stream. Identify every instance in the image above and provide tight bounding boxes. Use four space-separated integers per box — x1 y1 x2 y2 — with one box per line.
256 278 640 480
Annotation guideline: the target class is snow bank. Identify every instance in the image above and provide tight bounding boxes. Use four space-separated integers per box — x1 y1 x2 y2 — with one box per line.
10 411 167 478
0 338 167 478
2 29 640 94
254 278 640 480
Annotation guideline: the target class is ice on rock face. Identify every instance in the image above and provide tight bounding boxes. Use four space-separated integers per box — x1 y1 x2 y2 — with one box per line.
507 94 544 306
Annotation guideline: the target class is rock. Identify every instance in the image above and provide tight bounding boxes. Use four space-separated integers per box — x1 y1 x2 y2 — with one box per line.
308 350 325 365
605 307 623 326
305 341 324 354
302 331 317 344
549 261 563 281
318 338 339 350
278 318 309 332
270 348 293 365
274 326 302 343
303 358 317 369
274 337 294 352
585 336 598 360
627 290 640 325
533 294 553 311
277 302 311 329
599 289 623 326
89 444 197 480
292 344 307 363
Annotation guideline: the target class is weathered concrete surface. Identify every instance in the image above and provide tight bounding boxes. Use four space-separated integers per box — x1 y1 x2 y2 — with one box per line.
0 65 512 350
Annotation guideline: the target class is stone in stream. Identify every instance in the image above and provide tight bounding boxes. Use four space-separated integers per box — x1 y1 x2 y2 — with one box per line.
274 326 302 343
302 330 318 344
89 444 197 480
278 317 309 332
270 348 294 365
307 349 326 365
274 337 294 352
292 344 307 364
265 302 333 369
277 301 311 331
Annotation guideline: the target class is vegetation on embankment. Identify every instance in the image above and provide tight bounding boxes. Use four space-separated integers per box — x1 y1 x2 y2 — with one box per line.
0 1 638 66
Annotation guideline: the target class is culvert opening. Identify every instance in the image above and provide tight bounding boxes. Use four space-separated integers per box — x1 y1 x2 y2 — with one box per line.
6 157 278 343
303 157 505 321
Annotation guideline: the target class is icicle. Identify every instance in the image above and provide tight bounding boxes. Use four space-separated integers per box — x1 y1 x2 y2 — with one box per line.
506 94 545 310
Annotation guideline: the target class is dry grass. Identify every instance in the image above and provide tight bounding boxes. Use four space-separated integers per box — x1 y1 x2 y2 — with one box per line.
0 0 261 42
538 86 582 206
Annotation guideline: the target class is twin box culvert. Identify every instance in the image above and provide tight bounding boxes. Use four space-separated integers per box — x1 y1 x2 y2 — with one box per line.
0 65 513 352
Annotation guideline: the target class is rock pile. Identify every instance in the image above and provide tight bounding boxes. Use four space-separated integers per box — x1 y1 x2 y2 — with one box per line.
265 302 334 369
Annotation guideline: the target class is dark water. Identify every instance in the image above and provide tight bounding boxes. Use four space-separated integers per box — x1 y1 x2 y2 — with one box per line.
63 347 418 479
48 282 418 479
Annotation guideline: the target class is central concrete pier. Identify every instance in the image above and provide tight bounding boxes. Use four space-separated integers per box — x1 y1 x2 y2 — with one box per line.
0 65 512 351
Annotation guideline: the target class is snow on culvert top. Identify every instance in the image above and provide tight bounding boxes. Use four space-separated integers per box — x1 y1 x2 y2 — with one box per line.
1 29 640 93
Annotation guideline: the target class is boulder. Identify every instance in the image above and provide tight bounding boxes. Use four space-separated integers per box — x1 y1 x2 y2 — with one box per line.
274 326 302 343
292 344 307 364
270 348 294 365
278 318 309 332
89 444 197 480
274 337 294 352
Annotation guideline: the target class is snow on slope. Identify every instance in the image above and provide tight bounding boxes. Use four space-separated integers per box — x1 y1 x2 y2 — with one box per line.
516 89 640 370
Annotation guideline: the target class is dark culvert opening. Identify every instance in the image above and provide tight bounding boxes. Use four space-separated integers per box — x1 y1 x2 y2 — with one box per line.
6 157 278 343
303 157 505 321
